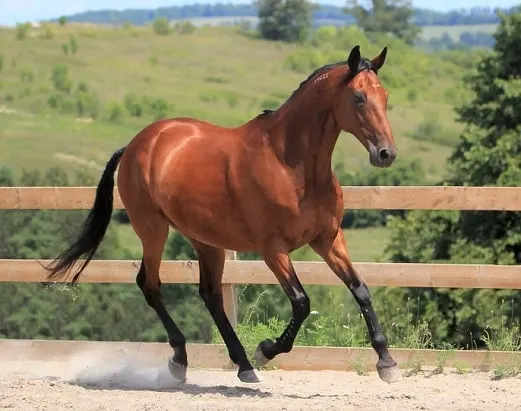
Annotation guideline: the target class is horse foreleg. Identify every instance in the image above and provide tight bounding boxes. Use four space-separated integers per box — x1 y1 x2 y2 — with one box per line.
310 228 402 383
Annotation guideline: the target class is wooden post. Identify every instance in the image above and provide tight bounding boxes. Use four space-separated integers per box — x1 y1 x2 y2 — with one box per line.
223 250 238 328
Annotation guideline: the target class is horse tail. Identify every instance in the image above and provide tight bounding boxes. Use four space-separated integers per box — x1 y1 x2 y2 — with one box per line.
43 147 126 284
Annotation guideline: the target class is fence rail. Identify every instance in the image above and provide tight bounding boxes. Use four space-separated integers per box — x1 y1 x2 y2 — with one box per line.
2 259 521 289
2 185 521 370
2 185 521 210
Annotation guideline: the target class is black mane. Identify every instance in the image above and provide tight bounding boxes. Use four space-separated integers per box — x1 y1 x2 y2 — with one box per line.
260 57 374 116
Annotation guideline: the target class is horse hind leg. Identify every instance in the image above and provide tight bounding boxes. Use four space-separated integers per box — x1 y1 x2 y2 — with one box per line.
192 240 259 383
133 215 188 383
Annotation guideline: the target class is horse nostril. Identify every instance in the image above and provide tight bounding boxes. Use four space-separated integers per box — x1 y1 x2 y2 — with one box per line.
379 149 390 161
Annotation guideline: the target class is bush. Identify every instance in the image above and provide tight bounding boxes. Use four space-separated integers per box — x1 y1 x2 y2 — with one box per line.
105 101 125 122
173 21 196 34
16 23 31 40
51 64 72 93
143 96 171 120
39 24 55 39
19 68 34 83
153 17 171 35
75 90 101 118
47 93 74 114
69 35 78 55
124 93 144 117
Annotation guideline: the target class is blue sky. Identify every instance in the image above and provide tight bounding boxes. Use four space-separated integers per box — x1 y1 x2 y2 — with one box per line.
0 0 519 26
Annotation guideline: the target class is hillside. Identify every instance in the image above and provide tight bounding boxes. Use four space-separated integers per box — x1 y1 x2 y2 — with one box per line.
2 20 514 350
0 22 479 184
52 3 511 28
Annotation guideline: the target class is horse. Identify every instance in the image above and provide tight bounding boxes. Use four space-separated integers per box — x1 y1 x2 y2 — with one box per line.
43 45 401 384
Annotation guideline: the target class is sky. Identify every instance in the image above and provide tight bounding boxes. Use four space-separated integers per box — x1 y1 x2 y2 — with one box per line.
0 0 519 26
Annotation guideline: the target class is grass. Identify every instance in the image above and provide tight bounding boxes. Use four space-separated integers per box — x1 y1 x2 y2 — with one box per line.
421 23 497 40
209 289 521 379
166 15 497 42
115 225 392 263
0 22 473 183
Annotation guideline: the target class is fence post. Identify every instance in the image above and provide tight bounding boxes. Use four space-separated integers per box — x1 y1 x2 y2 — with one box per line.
223 250 238 328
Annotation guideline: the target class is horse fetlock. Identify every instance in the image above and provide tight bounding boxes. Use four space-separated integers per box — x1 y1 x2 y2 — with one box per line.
254 339 276 366
170 342 188 367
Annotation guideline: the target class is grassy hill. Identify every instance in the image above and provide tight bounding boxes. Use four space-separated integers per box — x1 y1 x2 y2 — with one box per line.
0 21 482 261
0 22 477 179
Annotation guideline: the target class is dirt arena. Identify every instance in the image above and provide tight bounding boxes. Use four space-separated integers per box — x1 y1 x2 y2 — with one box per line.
1 348 520 411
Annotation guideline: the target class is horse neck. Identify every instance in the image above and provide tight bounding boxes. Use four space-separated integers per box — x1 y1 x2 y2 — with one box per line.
269 93 341 183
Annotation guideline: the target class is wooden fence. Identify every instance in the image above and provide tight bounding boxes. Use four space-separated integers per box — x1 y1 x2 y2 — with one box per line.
2 185 521 372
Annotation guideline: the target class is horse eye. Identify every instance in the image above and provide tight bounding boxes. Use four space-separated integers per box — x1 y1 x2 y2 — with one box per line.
354 92 366 105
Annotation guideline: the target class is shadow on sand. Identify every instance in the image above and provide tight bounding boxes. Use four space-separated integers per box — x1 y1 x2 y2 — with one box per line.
64 362 272 398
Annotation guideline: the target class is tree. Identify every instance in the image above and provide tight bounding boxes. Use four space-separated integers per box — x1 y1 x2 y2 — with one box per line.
256 0 313 43
384 8 521 348
344 0 421 45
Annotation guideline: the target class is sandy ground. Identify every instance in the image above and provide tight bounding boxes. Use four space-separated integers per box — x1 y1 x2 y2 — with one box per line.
1 350 520 411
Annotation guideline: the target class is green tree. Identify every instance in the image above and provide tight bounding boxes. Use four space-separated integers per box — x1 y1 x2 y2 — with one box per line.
384 8 521 348
256 0 313 43
344 0 421 45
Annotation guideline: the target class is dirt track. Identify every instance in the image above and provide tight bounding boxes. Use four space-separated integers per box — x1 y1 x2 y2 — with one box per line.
1 352 520 410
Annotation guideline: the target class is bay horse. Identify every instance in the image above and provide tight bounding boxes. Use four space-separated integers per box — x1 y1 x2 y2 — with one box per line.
44 45 401 384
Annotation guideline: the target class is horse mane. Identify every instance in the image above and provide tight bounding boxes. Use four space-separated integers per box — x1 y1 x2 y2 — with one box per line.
259 57 375 117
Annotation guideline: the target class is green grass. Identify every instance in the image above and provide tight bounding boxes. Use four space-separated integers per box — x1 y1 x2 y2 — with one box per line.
0 22 479 261
211 288 521 377
115 225 392 263
168 15 497 42
421 23 497 40
0 22 473 183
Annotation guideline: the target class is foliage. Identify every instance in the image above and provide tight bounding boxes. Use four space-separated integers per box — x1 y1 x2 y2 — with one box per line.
256 0 313 43
344 0 421 45
15 23 31 40
153 17 171 35
384 7 521 349
53 3 515 28
336 158 427 229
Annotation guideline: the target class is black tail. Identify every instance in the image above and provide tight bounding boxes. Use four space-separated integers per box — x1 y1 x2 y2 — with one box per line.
44 147 126 284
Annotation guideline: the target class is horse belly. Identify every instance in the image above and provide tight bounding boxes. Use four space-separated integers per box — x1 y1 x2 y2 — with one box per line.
152 149 255 251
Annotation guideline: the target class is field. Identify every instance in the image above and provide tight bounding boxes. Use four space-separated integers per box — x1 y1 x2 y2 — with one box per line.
0 22 471 179
420 23 497 40
166 15 498 42
0 20 483 260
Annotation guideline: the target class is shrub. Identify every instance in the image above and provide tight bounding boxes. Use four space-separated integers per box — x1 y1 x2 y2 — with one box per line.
51 64 72 93
105 102 125 122
153 17 171 35
16 23 31 40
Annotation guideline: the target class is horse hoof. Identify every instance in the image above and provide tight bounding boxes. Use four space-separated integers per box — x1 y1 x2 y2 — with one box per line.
238 369 262 383
377 365 402 384
254 344 270 367
168 357 187 383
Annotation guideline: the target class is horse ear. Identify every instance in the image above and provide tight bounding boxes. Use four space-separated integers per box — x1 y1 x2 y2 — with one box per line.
371 46 387 73
347 45 361 74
